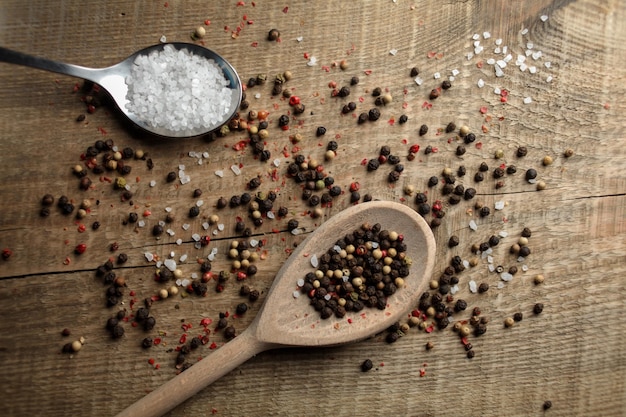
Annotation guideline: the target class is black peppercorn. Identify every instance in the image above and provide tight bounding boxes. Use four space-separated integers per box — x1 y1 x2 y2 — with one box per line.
112 324 125 339
338 86 350 97
152 225 164 236
188 206 200 218
399 114 408 124
543 401 552 410
488 235 500 246
427 176 439 187
142 337 153 348
224 326 236 340
386 332 399 343
417 203 430 216
478 282 489 293
388 171 400 182
441 80 452 90
267 28 280 41
287 219 299 231
479 206 490 217
367 158 380 171
361 358 374 372
448 235 460 247
464 133 476 144
350 76 359 86
357 112 369 124
457 165 466 177
42 194 55 206
316 126 327 136
236 303 248 315
466 350 475 359
166 171 177 182
445 122 456 133
419 124 428 136
372 87 382 97
410 67 419 77
513 312 523 322
464 188 476 200
368 108 381 121
516 146 528 157
474 172 484 182
506 165 517 175
533 303 544 314
493 167 505 178
525 168 538 181
455 299 468 312
429 89 440 100
519 246 531 257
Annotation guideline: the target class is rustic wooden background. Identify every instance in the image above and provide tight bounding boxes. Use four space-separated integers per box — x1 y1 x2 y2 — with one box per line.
0 0 624 416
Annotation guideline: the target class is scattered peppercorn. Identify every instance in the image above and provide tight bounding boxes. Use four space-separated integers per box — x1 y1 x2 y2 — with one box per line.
361 359 374 372
419 124 428 136
267 28 280 41
533 303 544 314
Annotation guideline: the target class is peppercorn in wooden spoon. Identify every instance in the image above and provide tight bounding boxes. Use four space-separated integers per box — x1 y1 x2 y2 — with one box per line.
116 201 435 417
0 43 242 138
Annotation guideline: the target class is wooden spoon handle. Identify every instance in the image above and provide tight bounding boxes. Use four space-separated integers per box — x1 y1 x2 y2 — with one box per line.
115 329 269 417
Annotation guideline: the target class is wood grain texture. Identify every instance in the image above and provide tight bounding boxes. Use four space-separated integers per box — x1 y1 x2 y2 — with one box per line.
0 0 625 416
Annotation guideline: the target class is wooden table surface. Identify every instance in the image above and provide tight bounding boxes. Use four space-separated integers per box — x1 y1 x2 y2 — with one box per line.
0 1 624 416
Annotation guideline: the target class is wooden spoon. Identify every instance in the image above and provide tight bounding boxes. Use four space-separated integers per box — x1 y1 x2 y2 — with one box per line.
116 201 435 417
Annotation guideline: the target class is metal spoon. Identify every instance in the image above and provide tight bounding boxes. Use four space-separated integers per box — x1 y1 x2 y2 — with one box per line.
0 43 242 138
115 201 436 417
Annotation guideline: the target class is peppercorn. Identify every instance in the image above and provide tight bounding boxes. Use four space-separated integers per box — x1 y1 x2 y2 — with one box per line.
543 400 552 410
533 303 544 314
525 168 538 181
399 114 408 124
419 124 428 136
519 246 531 257
367 108 380 121
338 86 350 97
429 89 440 100
448 235 460 248
479 206 490 217
267 28 280 41
513 312 523 322
474 172 484 182
564 148 574 158
361 359 374 372
166 171 177 182
224 326 236 340
517 146 528 157
504 317 515 327
236 303 248 315
316 126 327 137
410 67 419 77
372 87 382 97
386 332 399 343
111 324 125 339
350 76 359 85
478 282 489 293
445 122 456 133
466 350 475 359
521 227 532 238
493 167 505 179
357 112 369 124
441 80 452 90
455 299 468 312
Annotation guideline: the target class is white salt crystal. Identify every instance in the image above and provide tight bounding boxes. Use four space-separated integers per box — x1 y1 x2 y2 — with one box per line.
495 38 503 46
138 220 145 228
495 201 505 210
487 255 494 264
496 59 507 68
306 56 317 66
165 207 172 212
176 238 183 245
164 259 176 271
463 260 470 269
487 58 496 65
371 242 379 249
520 63 528 72
212 230 218 236
230 165 241 175
181 278 190 287
333 245 341 253
516 54 526 64
215 170 224 178
497 282 505 289
500 272 513 281
310 255 319 268
433 72 441 79
474 45 484 55
297 279 305 287
527 42 534 49
523 96 533 104
518 256 526 262
202 222 209 230
522 264 529 271
499 231 509 238
159 35 167 43
197 159 203 165
291 228 303 235
267 211 275 219
494 87 501 95
176 279 182 286
532 51 542 60
546 75 553 83
217 223 225 231
494 64 505 77
149 180 156 187
544 61 551 68
182 223 190 230
389 49 398 56
525 49 533 57
477 78 485 88
324 294 331 301
293 291 301 298
529 66 537 74
249 239 259 247
196 200 204 207
180 175 190 185
521 28 529 35
467 52 474 60
502 46 508 54
451 69 460 76
180 254 188 262
488 264 495 272
469 280 478 293
540 14 549 21
202 151 209 158
145 252 154 262
169 251 176 258
192 233 201 242
273 159 281 167
472 33 480 40
449 76 455 82
483 31 491 39
414 76 423 86
469 220 478 231
450 284 459 295
167 229 175 236
494 47 501 54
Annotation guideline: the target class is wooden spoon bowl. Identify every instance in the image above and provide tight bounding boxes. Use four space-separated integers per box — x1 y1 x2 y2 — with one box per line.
116 201 436 417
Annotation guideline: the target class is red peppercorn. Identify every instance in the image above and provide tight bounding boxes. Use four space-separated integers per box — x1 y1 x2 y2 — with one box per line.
349 182 360 192
288 96 301 106
74 243 87 254
409 144 420 154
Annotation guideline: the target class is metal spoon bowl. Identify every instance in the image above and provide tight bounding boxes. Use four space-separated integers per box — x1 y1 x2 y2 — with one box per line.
0 43 242 138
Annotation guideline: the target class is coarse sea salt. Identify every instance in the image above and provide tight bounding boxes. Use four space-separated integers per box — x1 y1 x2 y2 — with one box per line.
125 44 235 133
469 280 478 293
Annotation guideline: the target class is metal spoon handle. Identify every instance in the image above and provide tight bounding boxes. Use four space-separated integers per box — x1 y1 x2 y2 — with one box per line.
0 46 99 83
